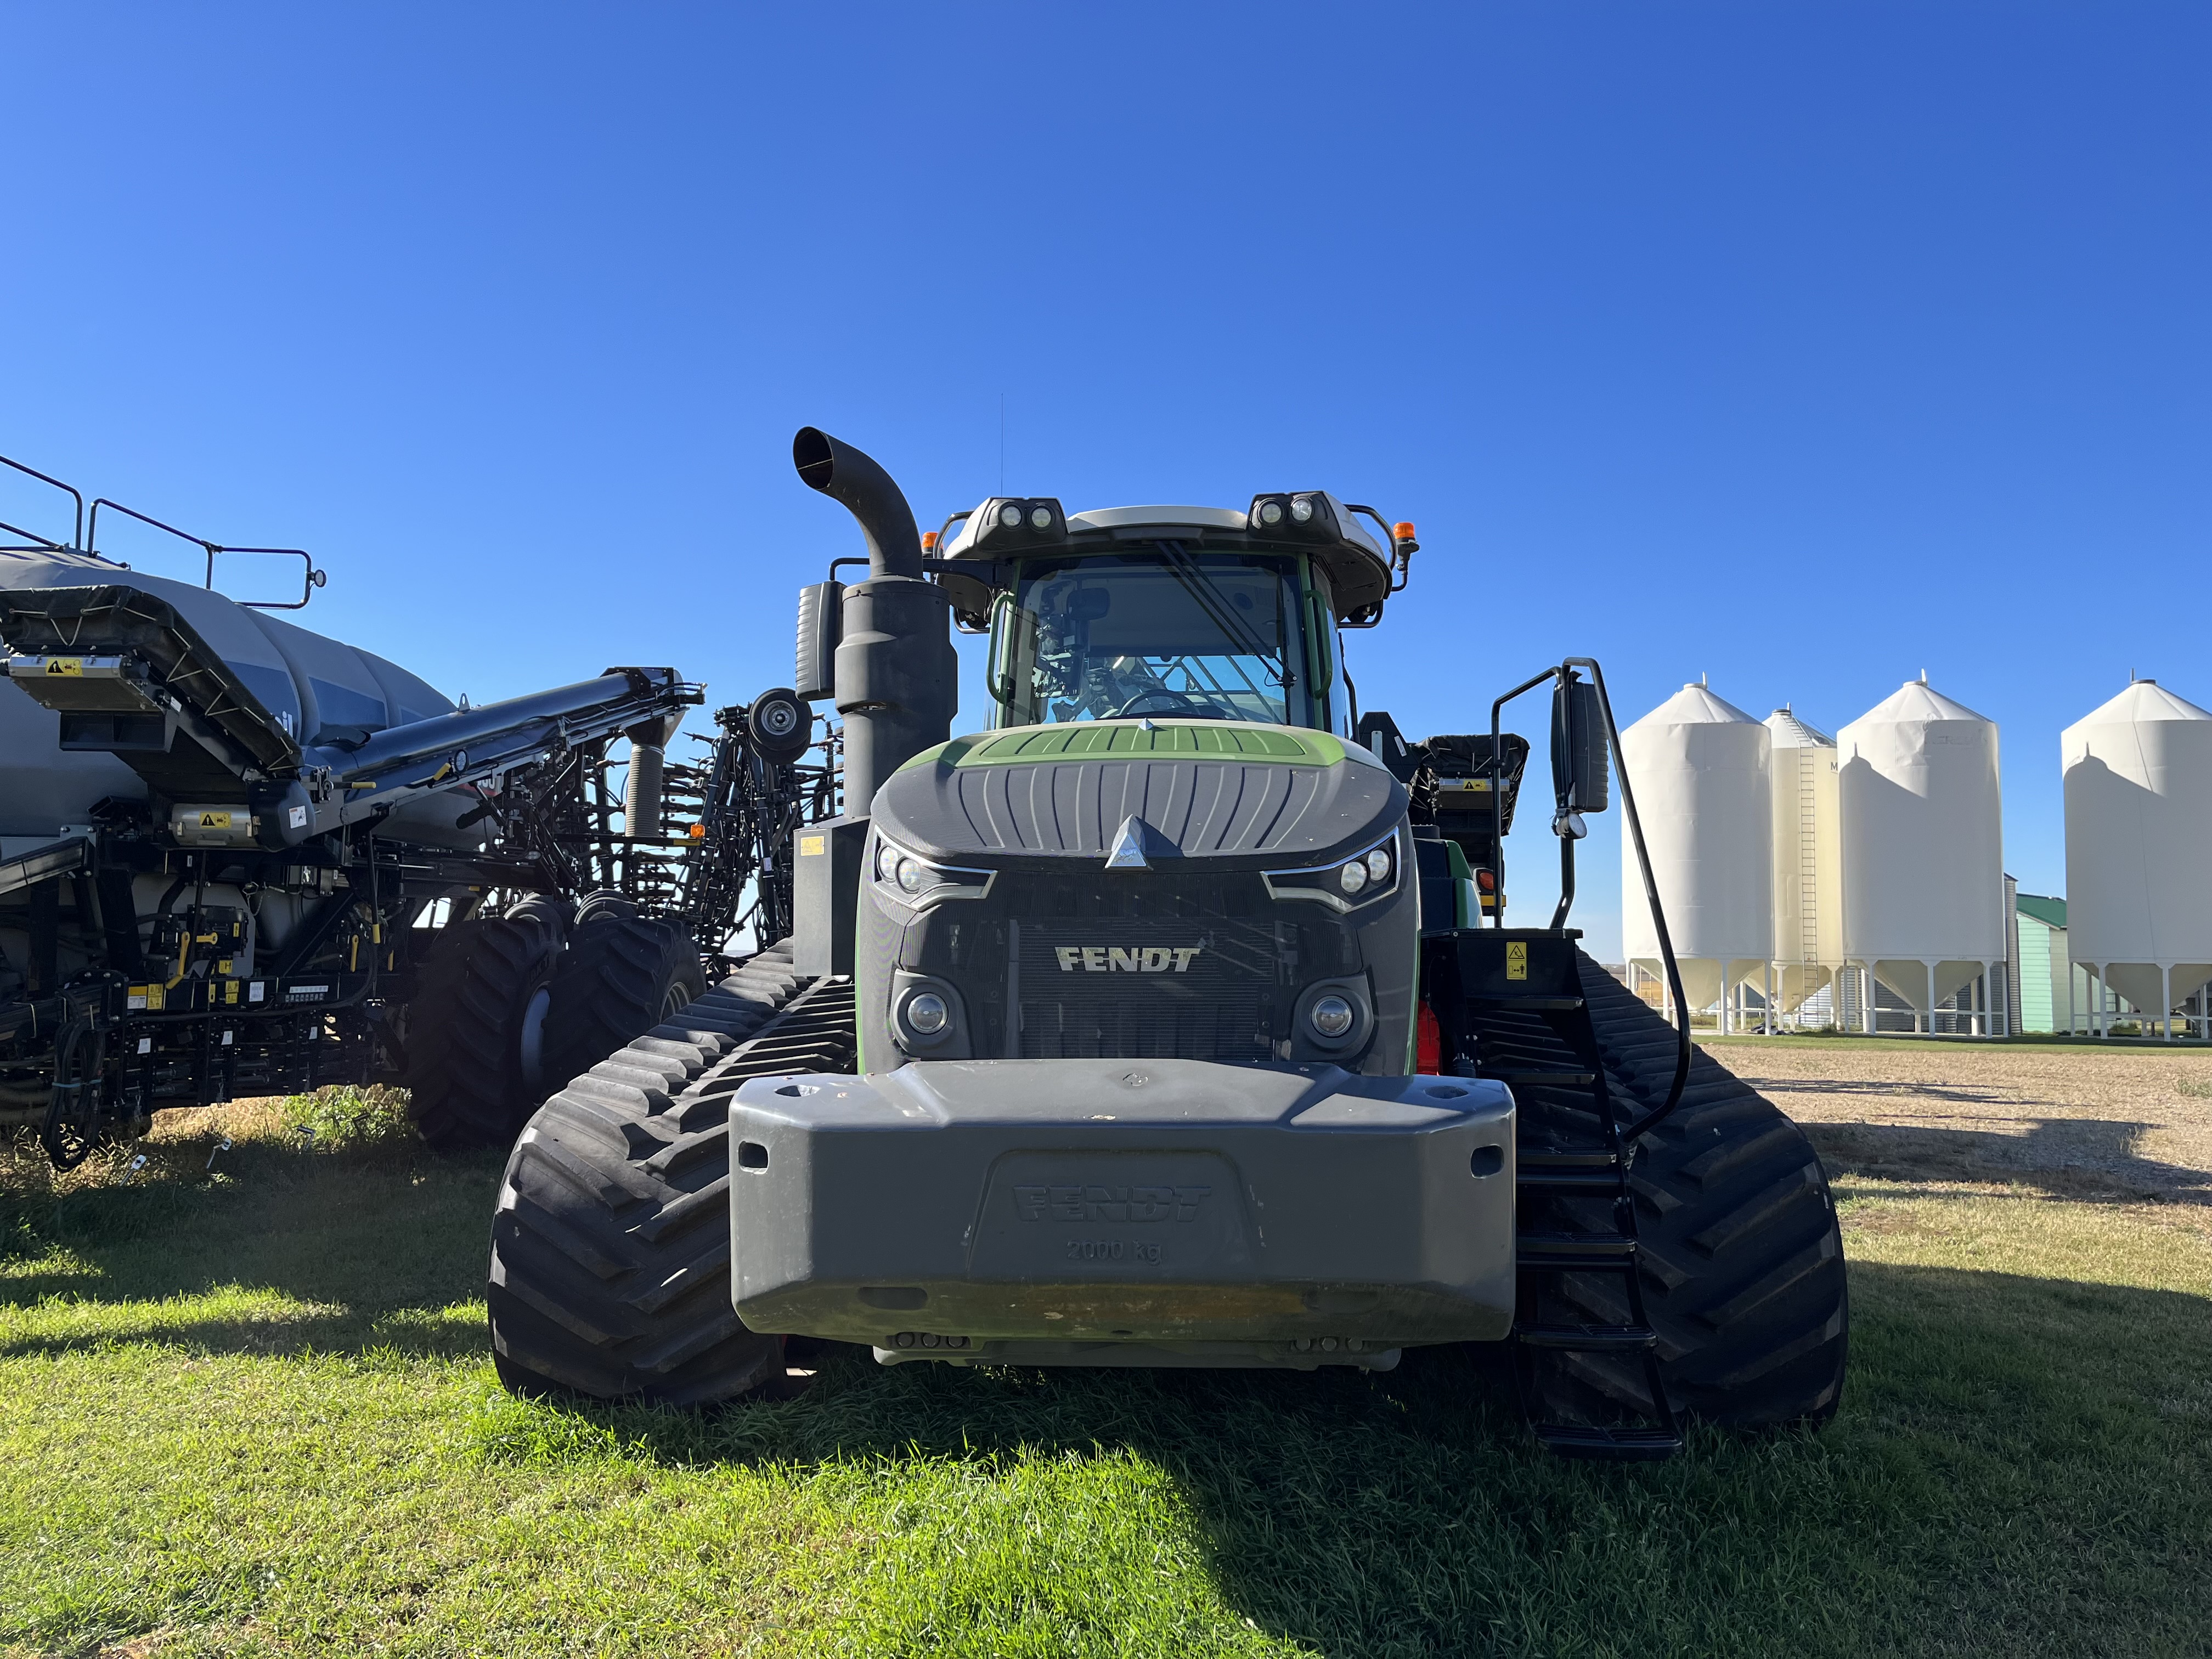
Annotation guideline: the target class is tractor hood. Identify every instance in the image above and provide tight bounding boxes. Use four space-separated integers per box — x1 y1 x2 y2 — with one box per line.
873 720 1404 866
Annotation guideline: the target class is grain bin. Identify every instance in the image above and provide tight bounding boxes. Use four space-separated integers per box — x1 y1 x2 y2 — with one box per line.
1621 683 1773 1028
1766 708 1842 1020
1837 679 2006 1033
2062 678 2212 1039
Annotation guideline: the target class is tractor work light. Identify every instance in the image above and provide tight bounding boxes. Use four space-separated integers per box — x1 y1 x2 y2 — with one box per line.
950 497 1068 556
1243 490 1398 624
905 991 949 1034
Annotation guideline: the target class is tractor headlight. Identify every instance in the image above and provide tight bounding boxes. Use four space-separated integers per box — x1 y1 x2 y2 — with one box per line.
1258 500 1284 525
998 504 1024 528
1029 506 1053 529
891 974 964 1052
1290 495 1315 523
1262 831 1403 912
871 834 996 909
1310 994 1355 1037
1296 979 1372 1052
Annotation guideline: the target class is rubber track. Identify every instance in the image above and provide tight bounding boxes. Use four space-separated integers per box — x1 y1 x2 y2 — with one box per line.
487 944 859 1406
1476 950 1849 1426
542 914 706 1093
405 918 560 1150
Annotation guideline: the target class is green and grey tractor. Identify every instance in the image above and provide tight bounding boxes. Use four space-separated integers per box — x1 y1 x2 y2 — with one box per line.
487 430 1847 1457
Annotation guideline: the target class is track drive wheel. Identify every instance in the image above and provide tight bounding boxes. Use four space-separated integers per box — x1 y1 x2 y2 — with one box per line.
540 913 706 1088
487 946 814 1404
403 917 564 1150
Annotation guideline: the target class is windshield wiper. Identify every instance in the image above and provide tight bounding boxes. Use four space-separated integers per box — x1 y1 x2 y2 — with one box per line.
1153 541 1288 685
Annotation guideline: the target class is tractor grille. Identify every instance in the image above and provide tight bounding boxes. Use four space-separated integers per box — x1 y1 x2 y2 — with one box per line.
1000 871 1307 1063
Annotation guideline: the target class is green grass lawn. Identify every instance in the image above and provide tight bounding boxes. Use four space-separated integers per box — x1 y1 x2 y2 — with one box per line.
2 1093 2208 1657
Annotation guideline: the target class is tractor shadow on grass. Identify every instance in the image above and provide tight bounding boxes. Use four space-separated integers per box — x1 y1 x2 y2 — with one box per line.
1801 1115 2212 1206
492 1262 2212 1658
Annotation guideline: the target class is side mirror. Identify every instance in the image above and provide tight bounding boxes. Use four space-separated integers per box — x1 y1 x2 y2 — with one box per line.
795 581 842 702
1550 675 1610 828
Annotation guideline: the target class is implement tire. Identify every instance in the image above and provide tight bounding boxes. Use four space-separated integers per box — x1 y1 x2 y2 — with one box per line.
487 946 842 1404
541 915 706 1090
1509 955 1849 1429
404 917 563 1150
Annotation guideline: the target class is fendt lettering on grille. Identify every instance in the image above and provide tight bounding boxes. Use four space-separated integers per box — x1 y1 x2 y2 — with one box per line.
1014 1184 1211 1222
1054 946 1203 973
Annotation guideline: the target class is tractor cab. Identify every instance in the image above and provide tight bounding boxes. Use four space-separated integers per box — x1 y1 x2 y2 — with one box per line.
928 494 1415 737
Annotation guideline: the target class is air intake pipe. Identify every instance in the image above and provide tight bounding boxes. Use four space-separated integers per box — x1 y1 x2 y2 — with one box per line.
792 428 957 811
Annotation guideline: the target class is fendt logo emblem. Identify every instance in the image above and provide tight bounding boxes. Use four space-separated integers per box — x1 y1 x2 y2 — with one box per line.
1014 1184 1211 1223
1054 945 1202 973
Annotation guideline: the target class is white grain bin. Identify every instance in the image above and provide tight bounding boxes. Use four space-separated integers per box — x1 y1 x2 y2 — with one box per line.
1767 708 1842 1019
2062 678 2212 1039
1621 683 1773 1028
1837 679 2006 1032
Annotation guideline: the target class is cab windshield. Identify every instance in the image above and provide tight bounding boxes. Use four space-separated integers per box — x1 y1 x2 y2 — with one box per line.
989 549 1324 728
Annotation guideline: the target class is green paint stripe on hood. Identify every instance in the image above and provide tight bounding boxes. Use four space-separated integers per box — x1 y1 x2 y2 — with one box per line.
908 721 1347 770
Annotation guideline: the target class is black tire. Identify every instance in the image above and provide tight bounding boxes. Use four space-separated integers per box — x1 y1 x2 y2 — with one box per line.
1503 954 1849 1428
487 947 828 1404
404 917 564 1150
540 914 707 1090
503 893 574 941
572 889 639 930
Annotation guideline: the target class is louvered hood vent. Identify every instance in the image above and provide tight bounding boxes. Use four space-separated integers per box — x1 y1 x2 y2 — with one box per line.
872 721 1403 866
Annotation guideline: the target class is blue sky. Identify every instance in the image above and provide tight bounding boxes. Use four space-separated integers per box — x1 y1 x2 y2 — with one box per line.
5 4 2207 958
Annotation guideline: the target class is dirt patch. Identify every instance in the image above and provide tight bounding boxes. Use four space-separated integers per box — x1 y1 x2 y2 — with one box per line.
1704 1041 2212 1207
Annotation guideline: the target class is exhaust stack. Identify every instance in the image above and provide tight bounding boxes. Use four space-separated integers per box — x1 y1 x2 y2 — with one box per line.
791 428 956 811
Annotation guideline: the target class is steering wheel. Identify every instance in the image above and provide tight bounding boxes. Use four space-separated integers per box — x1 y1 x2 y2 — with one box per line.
1108 689 1227 719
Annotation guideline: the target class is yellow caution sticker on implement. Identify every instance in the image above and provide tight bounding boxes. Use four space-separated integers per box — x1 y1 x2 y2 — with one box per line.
46 657 83 676
1506 940 1528 981
198 811 233 830
799 833 826 857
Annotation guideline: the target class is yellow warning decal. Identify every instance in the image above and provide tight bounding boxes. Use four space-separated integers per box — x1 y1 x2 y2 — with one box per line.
1506 940 1528 981
799 833 826 857
46 657 83 676
198 811 233 830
